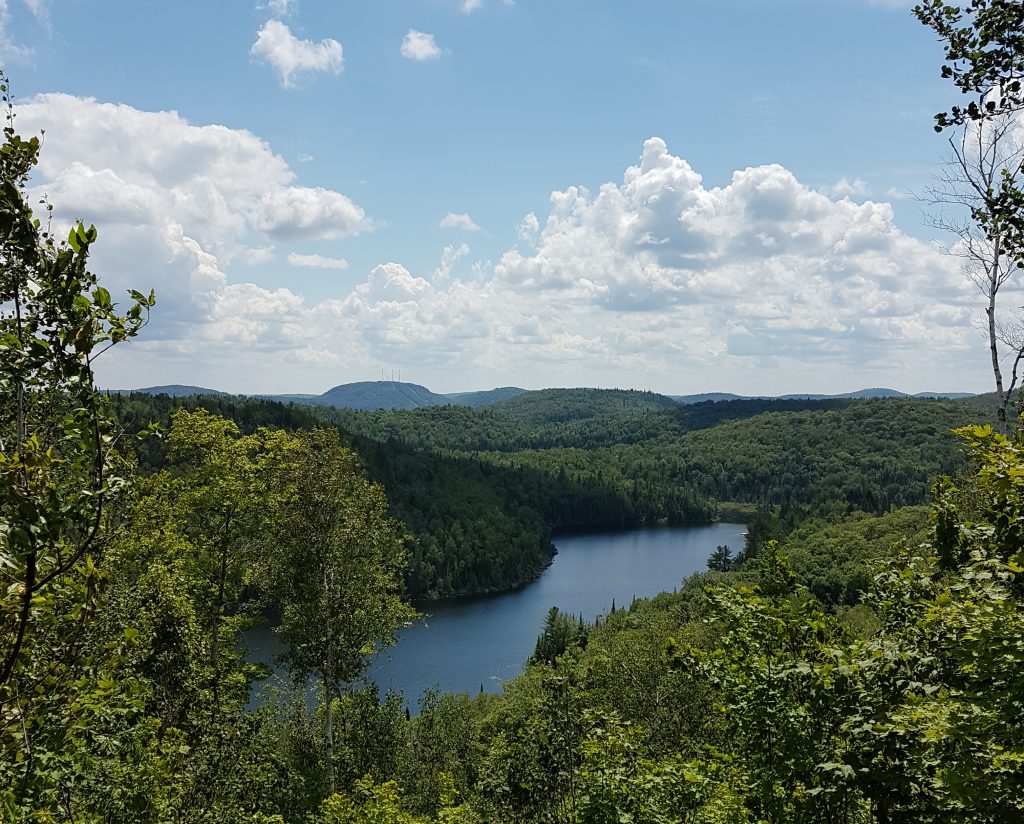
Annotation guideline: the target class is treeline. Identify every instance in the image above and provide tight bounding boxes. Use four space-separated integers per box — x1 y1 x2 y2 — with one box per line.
325 391 978 521
110 392 717 599
323 389 860 453
112 392 559 599
110 389 980 599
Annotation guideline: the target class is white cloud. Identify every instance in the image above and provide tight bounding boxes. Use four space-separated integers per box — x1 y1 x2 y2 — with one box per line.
265 0 297 16
16 103 984 393
827 177 869 198
481 139 972 370
288 252 349 270
242 246 276 265
300 139 978 391
433 243 470 283
15 94 373 388
517 212 539 244
440 212 480 231
251 19 343 88
257 186 371 240
461 0 483 12
400 29 442 61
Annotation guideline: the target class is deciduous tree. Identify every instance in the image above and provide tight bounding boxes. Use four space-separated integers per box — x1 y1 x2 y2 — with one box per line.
916 1 1024 427
266 428 415 795
0 72 154 812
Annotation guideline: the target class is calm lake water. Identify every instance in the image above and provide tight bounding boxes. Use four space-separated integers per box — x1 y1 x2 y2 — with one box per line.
244 522 746 707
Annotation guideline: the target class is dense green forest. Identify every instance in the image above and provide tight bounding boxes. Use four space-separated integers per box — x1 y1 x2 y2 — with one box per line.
108 387 980 600
5 4 1024 821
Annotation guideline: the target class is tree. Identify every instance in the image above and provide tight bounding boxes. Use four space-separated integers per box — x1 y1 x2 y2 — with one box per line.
532 606 587 666
156 409 291 716
923 112 1024 430
916 1 1024 428
0 72 154 810
705 543 735 572
266 428 416 795
914 0 1024 128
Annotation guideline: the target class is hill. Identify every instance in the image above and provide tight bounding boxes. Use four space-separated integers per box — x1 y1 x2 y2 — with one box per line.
314 381 448 410
444 386 526 407
672 392 749 403
107 384 228 397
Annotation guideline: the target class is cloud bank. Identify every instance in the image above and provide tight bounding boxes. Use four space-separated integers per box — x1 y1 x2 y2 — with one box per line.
16 94 979 393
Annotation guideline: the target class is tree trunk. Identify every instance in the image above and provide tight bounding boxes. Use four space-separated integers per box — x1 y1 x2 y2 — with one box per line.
210 540 228 717
324 558 335 796
324 671 335 796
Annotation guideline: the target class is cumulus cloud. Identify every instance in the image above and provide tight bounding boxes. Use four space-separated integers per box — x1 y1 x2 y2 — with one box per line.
440 212 480 231
15 93 374 388
242 246 276 265
400 29 442 61
461 0 483 12
304 140 976 391
827 177 869 198
251 19 343 88
433 243 470 283
257 186 370 240
483 138 972 371
288 252 349 270
516 212 539 244
15 104 982 393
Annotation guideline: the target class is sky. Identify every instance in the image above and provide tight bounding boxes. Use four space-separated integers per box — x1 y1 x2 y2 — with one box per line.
0 0 1010 395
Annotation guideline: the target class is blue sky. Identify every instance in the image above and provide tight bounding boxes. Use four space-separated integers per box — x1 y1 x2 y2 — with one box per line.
0 0 999 395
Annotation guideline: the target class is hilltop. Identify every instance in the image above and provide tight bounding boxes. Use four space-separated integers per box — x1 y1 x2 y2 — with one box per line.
112 380 976 413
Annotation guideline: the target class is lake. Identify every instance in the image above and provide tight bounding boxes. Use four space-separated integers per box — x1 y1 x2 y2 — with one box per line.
244 522 746 707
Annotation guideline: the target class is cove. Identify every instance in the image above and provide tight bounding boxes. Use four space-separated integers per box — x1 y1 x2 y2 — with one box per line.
372 522 745 703
245 522 746 707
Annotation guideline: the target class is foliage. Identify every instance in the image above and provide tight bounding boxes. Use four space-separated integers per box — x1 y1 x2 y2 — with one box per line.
706 544 737 572
577 713 729 824
775 507 930 607
532 607 588 666
0 71 154 814
916 0 1024 428
114 390 981 601
264 427 416 792
914 0 1024 128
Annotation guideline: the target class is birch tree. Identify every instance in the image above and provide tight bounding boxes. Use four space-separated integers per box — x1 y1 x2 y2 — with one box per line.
267 428 415 796
916 1 1024 427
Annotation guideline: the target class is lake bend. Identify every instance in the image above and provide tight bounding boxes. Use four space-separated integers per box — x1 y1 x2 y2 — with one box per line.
245 522 747 707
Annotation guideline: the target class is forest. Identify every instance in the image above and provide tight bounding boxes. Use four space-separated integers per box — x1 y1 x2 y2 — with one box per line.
108 388 982 600
3 2 1024 821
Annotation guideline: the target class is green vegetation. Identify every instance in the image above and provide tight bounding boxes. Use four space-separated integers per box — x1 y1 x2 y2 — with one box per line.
4 5 1024 818
915 0 1024 430
108 383 980 601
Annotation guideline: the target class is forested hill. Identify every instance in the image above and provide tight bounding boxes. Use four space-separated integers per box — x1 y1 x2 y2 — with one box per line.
111 391 711 600
111 389 985 601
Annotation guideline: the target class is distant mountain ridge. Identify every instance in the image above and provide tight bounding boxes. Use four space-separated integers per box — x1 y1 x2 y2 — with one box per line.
110 380 975 411
108 384 228 398
673 388 975 404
